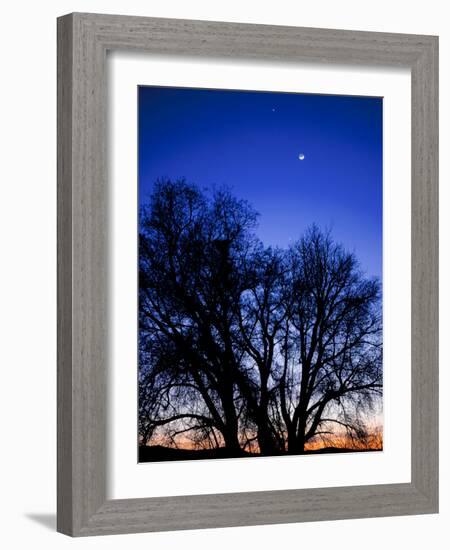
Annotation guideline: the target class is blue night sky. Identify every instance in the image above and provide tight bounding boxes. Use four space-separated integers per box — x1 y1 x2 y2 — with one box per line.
138 86 382 279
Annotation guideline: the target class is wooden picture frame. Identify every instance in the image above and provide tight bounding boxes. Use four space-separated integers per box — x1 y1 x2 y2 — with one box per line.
57 12 438 536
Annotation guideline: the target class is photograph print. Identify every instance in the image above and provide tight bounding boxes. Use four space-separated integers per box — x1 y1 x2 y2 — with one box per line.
138 86 383 462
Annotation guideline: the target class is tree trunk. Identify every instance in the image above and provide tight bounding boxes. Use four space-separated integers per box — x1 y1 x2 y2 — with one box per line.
288 413 307 454
220 377 242 455
257 427 280 455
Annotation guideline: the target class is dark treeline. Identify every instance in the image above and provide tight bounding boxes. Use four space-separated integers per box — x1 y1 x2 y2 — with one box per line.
138 179 382 458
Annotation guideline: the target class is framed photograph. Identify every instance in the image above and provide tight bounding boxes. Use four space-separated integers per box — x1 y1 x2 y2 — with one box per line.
137 86 384 464
57 13 438 536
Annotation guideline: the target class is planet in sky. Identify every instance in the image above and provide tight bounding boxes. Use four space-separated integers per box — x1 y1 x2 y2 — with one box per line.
298 153 305 160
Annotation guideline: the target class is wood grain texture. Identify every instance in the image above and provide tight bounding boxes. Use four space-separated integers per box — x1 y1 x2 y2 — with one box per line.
410 35 439 505
57 13 74 535
57 12 439 536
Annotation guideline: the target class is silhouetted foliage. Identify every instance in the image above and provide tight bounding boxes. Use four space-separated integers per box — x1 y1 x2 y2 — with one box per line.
139 179 382 458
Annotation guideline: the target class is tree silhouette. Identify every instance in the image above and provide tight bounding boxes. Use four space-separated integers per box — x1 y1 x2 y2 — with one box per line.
139 179 382 458
278 227 382 453
139 179 258 454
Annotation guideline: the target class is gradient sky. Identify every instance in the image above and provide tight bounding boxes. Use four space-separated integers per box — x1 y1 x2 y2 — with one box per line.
138 86 382 279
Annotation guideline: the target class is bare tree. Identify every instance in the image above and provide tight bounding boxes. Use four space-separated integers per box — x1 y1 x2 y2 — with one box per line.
139 179 258 454
278 226 382 453
139 181 382 457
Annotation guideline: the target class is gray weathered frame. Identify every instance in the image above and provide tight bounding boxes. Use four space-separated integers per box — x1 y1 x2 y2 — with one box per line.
57 12 438 537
